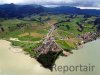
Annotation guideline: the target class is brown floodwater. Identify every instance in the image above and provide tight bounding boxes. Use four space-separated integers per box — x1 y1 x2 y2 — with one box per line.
0 40 100 75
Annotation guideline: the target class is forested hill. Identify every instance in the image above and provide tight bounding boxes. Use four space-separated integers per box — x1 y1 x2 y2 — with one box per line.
0 4 100 18
0 4 44 18
45 6 100 16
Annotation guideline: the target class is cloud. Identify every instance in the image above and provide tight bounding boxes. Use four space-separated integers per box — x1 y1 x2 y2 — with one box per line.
71 0 100 7
0 0 100 8
0 0 73 4
77 7 100 10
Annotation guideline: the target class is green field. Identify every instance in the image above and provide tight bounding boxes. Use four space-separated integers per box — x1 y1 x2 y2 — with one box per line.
0 14 98 57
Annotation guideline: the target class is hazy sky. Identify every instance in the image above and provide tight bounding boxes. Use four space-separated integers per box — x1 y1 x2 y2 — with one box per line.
0 0 100 9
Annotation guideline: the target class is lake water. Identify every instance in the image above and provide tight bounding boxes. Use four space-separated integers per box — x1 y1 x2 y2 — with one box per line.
0 39 100 75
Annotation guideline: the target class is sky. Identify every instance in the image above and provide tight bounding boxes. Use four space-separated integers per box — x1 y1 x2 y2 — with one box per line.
0 0 100 9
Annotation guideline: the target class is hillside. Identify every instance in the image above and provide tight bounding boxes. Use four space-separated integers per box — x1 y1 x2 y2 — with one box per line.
0 4 100 19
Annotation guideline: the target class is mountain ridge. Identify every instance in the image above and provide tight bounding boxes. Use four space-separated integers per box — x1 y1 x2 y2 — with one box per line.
0 4 100 18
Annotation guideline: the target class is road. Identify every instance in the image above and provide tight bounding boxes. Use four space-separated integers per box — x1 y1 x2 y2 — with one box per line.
43 24 56 44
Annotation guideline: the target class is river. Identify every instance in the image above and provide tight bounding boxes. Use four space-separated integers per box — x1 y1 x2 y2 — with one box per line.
0 39 100 75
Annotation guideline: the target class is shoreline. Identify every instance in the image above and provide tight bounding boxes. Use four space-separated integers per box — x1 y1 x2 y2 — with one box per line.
0 38 100 75
0 36 99 61
0 34 100 57
0 30 100 70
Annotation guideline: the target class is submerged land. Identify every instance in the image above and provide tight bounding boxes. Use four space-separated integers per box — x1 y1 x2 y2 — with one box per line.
0 4 100 70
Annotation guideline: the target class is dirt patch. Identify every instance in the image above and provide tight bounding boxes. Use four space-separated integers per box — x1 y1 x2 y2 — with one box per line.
18 32 45 38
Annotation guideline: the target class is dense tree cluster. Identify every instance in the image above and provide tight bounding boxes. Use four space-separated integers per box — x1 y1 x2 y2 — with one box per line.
0 4 100 19
0 4 44 18
94 18 100 31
